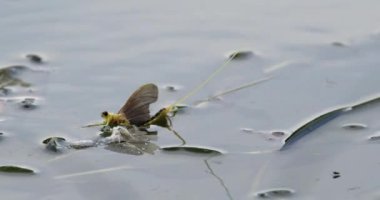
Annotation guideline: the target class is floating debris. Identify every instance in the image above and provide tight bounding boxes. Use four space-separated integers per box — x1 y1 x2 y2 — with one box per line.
0 165 35 174
26 54 43 64
256 188 295 198
20 98 37 109
228 50 254 60
42 137 68 152
342 123 367 130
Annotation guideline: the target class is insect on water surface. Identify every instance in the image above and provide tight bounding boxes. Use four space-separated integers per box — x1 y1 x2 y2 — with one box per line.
84 51 262 145
84 83 171 128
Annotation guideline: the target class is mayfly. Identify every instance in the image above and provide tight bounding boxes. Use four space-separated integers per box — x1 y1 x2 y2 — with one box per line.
84 83 161 128
83 83 184 143
84 51 263 145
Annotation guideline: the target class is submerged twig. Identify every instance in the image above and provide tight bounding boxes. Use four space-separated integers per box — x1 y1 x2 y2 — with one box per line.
204 158 234 200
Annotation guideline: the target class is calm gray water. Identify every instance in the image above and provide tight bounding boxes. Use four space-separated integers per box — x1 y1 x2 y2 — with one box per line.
1 1 380 199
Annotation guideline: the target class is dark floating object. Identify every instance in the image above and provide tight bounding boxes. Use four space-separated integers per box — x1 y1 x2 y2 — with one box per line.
166 86 176 92
164 85 178 92
161 146 223 155
42 137 66 144
332 171 341 179
163 84 183 92
0 165 35 174
331 42 347 47
342 123 367 130
228 50 254 60
43 137 68 152
20 98 37 109
256 188 295 198
26 54 43 64
272 131 285 137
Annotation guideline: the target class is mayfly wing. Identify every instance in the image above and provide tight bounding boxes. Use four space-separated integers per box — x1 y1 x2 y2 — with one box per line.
118 83 158 126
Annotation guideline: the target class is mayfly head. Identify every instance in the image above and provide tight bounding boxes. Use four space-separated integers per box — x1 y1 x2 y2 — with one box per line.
101 111 109 119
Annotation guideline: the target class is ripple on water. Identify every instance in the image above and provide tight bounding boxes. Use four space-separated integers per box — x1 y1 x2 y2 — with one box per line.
368 131 380 141
342 123 367 130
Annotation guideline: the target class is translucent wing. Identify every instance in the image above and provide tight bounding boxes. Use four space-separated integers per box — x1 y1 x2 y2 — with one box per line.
118 83 158 126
